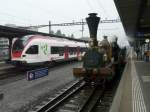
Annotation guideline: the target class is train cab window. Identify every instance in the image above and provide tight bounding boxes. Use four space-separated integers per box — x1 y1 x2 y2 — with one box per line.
26 45 38 54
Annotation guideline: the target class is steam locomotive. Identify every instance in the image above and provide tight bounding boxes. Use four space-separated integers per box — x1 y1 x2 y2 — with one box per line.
73 13 125 85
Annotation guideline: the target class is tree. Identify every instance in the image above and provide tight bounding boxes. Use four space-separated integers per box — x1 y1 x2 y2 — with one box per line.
62 34 66 37
50 30 54 34
71 34 74 38
55 30 62 36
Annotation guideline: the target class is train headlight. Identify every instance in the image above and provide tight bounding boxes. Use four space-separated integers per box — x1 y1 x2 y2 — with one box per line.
22 55 26 57
22 61 27 64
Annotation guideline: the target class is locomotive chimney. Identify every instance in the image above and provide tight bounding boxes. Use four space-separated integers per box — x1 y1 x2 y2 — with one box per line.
86 13 100 47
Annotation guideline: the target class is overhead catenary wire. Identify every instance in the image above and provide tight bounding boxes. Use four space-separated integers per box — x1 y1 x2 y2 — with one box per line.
84 0 95 11
22 0 72 21
95 0 110 19
0 12 34 25
0 0 122 40
0 0 70 26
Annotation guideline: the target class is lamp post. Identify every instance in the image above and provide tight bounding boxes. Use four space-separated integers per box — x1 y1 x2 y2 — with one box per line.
145 39 150 61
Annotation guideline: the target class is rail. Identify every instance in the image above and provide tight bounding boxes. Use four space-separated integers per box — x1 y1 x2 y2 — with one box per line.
34 79 85 112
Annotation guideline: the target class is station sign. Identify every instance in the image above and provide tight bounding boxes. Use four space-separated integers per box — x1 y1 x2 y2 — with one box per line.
27 67 49 81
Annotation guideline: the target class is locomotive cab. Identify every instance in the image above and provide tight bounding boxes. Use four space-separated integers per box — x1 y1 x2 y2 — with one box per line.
11 35 42 66
11 35 33 65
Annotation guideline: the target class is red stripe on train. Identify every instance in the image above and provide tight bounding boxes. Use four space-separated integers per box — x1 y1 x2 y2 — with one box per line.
12 51 22 58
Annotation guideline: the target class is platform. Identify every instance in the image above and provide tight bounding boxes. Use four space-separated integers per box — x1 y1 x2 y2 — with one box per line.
110 49 149 112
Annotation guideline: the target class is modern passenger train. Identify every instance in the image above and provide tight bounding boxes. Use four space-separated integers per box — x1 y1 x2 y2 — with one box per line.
11 35 87 66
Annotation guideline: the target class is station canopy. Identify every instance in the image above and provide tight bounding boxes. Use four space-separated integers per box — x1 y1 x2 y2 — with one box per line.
114 0 150 42
0 25 87 42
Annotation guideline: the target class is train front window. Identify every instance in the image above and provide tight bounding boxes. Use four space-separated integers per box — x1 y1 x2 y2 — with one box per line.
12 39 24 51
12 35 32 51
20 35 33 46
26 45 38 54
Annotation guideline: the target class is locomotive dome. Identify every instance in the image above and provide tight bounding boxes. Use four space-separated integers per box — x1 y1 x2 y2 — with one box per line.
99 36 110 48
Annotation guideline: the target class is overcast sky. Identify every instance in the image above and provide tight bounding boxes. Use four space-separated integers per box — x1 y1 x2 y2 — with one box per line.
0 0 129 46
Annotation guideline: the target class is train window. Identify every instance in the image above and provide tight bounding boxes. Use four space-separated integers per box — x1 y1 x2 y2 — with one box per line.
51 47 58 54
79 47 87 54
12 35 33 51
12 39 24 51
20 35 33 46
58 47 64 56
68 47 73 55
26 45 38 54
73 47 76 54
51 46 64 55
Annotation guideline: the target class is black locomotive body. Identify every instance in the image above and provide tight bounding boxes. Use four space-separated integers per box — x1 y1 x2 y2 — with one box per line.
83 48 103 69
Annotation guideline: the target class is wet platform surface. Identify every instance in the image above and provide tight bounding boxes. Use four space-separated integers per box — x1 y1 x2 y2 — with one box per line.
110 49 149 112
135 61 150 112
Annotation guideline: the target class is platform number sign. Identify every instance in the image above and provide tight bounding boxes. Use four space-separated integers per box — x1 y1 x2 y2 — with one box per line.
27 67 49 81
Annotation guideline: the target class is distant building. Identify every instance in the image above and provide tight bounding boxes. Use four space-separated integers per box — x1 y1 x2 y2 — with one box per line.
0 38 9 47
18 26 38 32
5 24 18 28
78 37 90 41
0 38 9 60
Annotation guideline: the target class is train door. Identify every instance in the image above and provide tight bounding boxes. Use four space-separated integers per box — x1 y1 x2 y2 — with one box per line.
25 45 39 63
77 46 82 60
77 46 80 58
64 46 69 60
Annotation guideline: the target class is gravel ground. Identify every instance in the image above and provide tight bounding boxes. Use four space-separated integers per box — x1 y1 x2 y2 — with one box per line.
0 62 82 112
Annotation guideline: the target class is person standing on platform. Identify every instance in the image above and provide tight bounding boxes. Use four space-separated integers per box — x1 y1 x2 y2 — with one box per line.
135 47 140 60
111 36 120 62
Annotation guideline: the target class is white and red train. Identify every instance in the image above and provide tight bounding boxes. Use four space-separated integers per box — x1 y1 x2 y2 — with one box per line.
11 35 87 66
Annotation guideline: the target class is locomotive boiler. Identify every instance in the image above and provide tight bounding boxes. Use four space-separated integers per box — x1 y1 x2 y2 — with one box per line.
73 13 115 84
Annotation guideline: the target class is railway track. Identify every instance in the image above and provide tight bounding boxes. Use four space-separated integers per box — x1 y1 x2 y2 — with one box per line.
92 76 122 112
0 62 121 112
0 67 20 79
0 60 81 80
28 79 109 112
92 87 115 112
0 66 31 80
28 75 120 112
28 79 85 112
